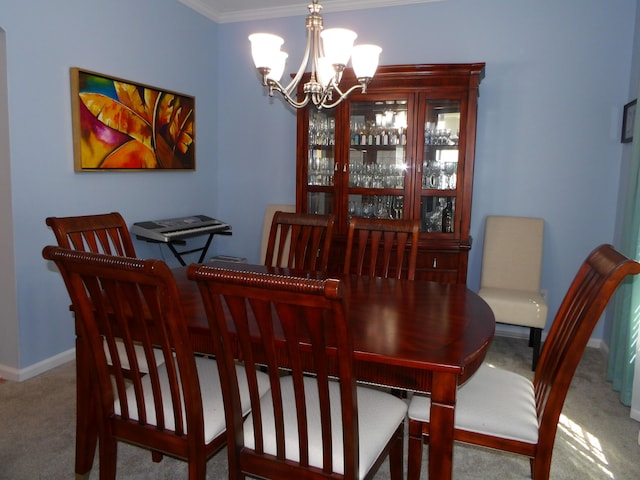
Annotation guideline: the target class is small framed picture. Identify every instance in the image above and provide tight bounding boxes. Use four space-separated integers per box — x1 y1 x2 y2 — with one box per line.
621 99 636 143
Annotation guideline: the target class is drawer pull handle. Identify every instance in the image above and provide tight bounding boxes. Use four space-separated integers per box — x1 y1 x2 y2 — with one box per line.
432 258 437 268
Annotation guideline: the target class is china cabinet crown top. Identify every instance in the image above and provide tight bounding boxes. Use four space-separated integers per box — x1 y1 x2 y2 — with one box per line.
332 63 485 90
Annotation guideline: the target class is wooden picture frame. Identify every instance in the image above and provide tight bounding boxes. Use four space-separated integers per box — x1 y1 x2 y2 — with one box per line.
70 68 195 171
621 99 636 144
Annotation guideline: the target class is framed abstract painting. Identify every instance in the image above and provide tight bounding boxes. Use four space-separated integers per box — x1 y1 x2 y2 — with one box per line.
70 68 195 171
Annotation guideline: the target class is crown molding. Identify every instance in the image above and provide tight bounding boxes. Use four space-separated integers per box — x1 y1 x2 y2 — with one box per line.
179 0 444 24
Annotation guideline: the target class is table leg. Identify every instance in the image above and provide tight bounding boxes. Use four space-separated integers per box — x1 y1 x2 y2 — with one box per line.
427 371 457 480
75 335 97 477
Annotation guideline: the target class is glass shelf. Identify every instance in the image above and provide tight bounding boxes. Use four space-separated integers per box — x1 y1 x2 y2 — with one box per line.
348 194 404 221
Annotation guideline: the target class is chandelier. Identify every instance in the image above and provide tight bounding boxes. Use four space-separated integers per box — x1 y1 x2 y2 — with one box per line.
249 0 382 110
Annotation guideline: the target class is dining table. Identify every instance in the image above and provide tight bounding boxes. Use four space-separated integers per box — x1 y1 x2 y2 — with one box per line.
73 261 495 480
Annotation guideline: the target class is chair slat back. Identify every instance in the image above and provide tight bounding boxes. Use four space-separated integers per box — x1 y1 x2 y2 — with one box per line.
260 204 296 264
188 265 357 478
265 211 335 272
42 246 203 443
534 244 640 445
46 212 136 257
344 217 419 280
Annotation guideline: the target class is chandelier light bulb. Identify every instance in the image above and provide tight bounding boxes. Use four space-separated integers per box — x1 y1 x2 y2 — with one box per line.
248 33 283 71
266 51 288 82
316 57 335 87
352 44 382 80
320 28 357 67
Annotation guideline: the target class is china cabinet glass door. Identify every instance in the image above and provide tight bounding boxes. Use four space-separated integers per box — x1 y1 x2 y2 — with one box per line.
346 97 410 228
419 99 461 234
306 109 336 215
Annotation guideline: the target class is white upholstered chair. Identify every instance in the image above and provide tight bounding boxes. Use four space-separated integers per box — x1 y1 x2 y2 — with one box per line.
477 215 548 370
259 204 296 264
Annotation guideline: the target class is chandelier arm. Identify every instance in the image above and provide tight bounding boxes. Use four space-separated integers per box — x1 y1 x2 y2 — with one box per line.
266 79 312 109
282 32 312 97
319 81 368 109
288 94 312 109
309 21 323 82
282 4 320 98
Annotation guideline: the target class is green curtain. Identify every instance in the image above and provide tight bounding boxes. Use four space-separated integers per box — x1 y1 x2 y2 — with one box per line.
607 91 640 406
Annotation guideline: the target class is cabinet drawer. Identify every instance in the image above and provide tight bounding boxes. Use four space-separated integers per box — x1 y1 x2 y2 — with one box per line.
415 250 463 284
418 251 459 271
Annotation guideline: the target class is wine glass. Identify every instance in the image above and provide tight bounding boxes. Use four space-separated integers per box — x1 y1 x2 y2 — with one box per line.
375 197 388 218
362 200 374 218
348 200 357 222
443 162 457 189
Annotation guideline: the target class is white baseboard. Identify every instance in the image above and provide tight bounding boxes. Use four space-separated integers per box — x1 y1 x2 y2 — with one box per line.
0 348 75 382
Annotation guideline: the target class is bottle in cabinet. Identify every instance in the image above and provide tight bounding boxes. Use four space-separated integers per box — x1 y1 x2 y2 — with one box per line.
442 199 453 233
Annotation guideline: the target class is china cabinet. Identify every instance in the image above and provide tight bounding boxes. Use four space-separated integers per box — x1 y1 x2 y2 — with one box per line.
296 63 485 283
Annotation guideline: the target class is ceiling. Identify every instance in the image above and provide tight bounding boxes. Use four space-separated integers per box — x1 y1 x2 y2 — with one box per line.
178 0 442 23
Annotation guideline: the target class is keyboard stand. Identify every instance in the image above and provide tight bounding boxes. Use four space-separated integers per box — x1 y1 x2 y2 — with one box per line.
137 230 232 266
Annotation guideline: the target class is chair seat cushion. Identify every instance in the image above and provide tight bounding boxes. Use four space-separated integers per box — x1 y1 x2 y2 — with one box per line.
478 287 548 328
115 356 270 443
104 338 165 373
244 376 407 479
408 363 539 444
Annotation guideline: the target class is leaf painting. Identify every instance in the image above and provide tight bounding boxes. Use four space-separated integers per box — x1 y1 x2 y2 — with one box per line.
71 69 195 170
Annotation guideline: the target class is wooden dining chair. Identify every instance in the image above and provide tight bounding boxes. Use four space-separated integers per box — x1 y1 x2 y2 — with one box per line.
344 217 420 280
187 265 407 480
42 246 269 479
45 212 165 374
407 244 640 480
264 211 335 272
259 204 295 264
46 212 137 257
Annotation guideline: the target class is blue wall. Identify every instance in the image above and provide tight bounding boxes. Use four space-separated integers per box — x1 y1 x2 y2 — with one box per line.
0 0 637 374
0 0 219 370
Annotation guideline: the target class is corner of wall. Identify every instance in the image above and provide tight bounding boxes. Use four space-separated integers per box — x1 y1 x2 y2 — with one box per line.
0 348 75 382
0 27 20 371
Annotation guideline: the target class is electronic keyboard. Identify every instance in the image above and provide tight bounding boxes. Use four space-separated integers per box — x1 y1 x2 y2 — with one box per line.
131 215 230 243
